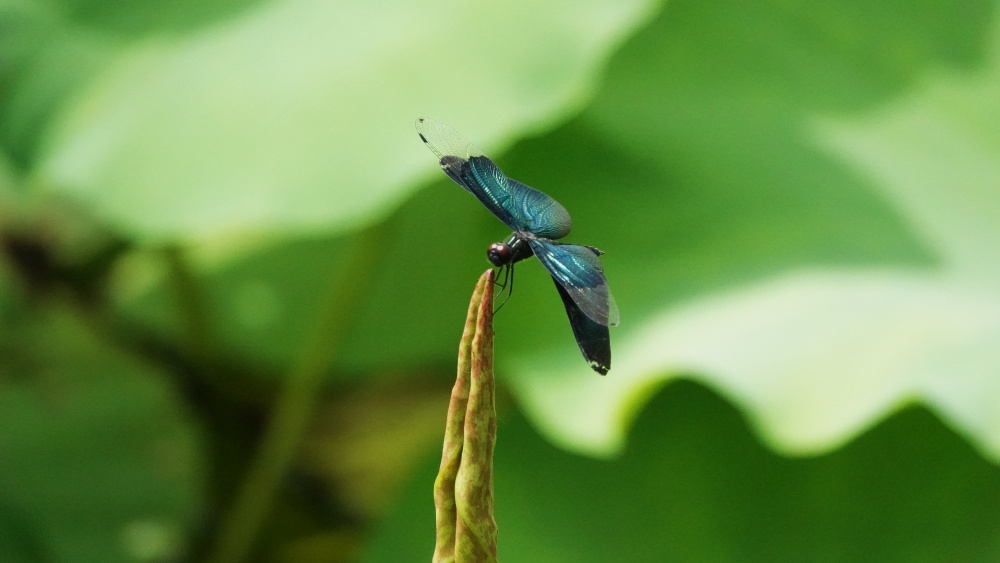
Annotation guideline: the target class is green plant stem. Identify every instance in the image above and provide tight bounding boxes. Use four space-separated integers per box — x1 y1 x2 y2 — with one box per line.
434 269 498 563
206 223 387 563
163 245 217 374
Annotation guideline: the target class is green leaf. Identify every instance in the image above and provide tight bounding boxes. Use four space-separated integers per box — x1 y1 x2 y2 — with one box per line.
99 0 1000 471
514 272 1000 456
0 308 201 562
366 382 1000 562
32 0 660 242
499 0 1000 458
816 35 1000 282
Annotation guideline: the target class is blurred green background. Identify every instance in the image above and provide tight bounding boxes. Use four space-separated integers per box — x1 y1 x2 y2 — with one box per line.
3 0 1000 561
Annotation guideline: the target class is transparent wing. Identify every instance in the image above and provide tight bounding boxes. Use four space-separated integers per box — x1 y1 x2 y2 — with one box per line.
415 117 571 239
529 240 619 327
415 117 484 161
415 117 484 199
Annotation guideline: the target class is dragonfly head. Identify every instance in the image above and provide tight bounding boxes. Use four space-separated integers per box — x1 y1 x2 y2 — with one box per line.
487 242 511 267
487 234 533 268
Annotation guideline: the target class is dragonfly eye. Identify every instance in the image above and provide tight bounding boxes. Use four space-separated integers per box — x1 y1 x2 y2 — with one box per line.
487 242 510 267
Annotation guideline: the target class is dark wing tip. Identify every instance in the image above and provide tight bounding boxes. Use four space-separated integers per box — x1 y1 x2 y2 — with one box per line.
590 360 609 375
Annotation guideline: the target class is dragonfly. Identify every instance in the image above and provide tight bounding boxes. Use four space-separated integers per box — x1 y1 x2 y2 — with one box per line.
415 117 619 375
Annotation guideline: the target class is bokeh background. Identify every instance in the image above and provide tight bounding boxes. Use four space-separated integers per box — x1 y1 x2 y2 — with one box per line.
3 0 1000 561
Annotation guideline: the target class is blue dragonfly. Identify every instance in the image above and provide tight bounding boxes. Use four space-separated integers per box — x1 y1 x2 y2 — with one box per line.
415 118 619 374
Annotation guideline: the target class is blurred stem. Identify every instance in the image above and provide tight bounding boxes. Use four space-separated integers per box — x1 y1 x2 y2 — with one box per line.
206 222 388 563
163 245 217 374
434 269 498 563
161 244 244 528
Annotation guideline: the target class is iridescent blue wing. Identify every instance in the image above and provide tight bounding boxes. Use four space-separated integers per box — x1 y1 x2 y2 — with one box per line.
552 278 611 374
415 118 572 239
528 240 619 327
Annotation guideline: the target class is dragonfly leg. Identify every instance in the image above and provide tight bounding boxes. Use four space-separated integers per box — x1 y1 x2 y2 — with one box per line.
494 263 508 292
493 264 514 314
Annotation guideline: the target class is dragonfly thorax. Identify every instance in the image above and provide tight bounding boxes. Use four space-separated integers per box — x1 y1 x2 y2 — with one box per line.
487 233 533 267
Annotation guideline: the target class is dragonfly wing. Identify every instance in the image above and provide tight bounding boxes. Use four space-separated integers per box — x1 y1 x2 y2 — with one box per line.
415 117 484 195
504 176 572 239
552 277 611 374
415 117 484 161
416 118 572 239
463 158 572 238
529 240 619 327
